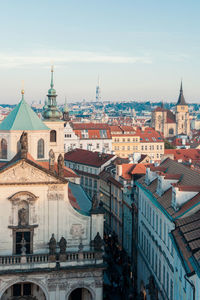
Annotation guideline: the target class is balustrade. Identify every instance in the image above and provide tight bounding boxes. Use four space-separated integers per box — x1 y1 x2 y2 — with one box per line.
0 250 101 266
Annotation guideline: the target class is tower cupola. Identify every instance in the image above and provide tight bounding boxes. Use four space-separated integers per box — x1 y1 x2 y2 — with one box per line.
42 66 62 121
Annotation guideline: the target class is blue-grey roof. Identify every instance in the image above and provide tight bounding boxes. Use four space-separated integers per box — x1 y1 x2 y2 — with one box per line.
68 182 92 215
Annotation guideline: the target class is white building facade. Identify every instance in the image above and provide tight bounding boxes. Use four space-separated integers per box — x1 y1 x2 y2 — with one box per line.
136 159 200 300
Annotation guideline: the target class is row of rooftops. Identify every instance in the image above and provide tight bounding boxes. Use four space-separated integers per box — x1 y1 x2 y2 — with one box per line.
137 158 200 220
69 123 164 143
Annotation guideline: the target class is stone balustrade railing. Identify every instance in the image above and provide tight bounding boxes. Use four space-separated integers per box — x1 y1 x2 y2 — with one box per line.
0 250 102 266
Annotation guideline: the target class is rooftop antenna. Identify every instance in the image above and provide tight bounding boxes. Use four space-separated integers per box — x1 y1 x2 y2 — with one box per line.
96 75 101 102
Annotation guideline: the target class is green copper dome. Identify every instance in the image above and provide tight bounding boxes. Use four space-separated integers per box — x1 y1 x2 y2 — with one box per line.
0 90 49 131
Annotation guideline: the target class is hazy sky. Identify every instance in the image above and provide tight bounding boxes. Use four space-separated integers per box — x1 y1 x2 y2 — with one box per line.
0 0 200 104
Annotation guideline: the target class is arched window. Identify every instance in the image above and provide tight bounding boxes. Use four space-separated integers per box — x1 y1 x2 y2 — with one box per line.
37 139 44 159
169 128 174 135
50 130 56 142
0 139 7 159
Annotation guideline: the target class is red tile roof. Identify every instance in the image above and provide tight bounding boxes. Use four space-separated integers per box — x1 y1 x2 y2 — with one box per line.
64 148 115 167
135 127 164 143
165 149 200 163
72 122 109 130
121 163 149 180
74 129 111 139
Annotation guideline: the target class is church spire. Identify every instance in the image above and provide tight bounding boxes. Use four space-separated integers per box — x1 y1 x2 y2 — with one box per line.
42 66 62 121
176 81 187 106
50 65 54 89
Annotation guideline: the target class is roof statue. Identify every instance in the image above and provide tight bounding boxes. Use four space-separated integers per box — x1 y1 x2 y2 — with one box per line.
20 131 28 158
57 153 64 177
49 149 55 172
0 90 49 131
176 81 187 106
42 66 63 121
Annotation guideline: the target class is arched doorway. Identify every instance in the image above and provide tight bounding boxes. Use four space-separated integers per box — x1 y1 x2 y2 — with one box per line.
68 288 92 300
1 281 46 300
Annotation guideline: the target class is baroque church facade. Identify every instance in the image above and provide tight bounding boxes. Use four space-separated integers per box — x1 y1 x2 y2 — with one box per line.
0 69 104 300
151 83 190 138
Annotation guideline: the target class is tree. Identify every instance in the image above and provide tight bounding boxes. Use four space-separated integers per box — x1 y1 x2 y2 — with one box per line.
164 140 175 149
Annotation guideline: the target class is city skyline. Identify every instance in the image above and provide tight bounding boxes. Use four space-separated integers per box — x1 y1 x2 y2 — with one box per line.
0 0 200 103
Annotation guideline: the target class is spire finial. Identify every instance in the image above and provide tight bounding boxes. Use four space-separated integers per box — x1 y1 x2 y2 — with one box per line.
50 65 54 89
21 80 25 100
180 79 183 93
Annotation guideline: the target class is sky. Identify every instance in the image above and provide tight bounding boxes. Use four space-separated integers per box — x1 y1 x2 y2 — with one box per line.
0 0 200 104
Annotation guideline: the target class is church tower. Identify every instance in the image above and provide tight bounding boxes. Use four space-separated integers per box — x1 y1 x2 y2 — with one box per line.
43 67 64 159
175 82 190 136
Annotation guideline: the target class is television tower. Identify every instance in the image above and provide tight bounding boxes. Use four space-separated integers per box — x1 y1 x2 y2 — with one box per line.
96 76 101 102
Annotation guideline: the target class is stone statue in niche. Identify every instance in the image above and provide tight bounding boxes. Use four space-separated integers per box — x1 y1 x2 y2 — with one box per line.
49 149 55 171
18 207 28 226
92 193 99 210
49 234 56 255
58 237 67 254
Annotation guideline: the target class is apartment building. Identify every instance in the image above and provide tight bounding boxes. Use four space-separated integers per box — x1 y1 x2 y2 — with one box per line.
111 127 164 161
64 122 112 153
136 158 200 300
64 148 116 199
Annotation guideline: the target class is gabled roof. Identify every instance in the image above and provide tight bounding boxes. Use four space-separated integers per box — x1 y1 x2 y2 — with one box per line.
137 158 200 220
171 210 200 275
64 148 115 167
0 93 49 131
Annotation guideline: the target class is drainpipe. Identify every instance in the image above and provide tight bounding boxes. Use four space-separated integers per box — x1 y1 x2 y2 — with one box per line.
184 274 195 300
122 189 124 248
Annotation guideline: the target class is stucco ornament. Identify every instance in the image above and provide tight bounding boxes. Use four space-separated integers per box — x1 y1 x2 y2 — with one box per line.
70 224 84 238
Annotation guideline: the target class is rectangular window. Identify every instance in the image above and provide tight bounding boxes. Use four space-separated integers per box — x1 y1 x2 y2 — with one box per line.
159 259 161 280
149 206 152 225
170 280 173 300
167 272 169 295
152 248 154 271
155 254 158 275
15 231 31 254
160 218 162 238
164 222 166 243
156 214 158 233
152 211 155 229
94 180 97 189
163 266 166 288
